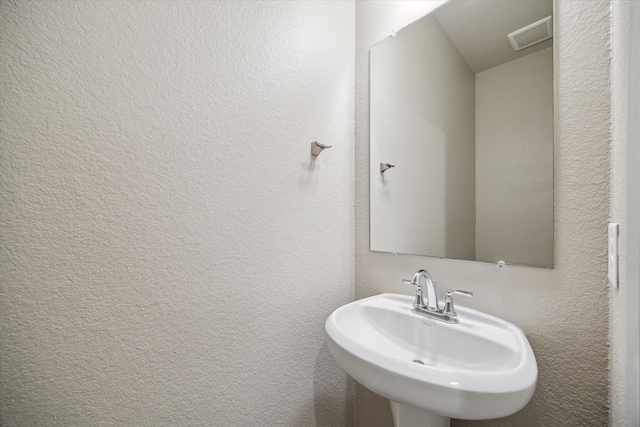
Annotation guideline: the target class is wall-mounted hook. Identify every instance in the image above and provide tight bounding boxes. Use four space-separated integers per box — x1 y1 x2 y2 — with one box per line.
380 162 395 173
311 141 332 157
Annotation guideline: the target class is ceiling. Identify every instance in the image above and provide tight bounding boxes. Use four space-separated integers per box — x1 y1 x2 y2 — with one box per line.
433 0 553 73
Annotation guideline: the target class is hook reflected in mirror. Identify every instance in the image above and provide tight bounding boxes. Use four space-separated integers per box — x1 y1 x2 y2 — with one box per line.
380 162 395 173
311 141 332 157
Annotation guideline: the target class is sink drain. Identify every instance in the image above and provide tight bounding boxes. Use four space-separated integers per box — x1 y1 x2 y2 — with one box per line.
412 359 425 365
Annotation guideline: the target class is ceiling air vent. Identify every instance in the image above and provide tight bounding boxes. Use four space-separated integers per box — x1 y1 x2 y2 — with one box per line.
508 16 553 51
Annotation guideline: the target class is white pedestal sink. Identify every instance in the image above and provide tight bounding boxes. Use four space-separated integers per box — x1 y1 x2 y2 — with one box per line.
325 294 537 427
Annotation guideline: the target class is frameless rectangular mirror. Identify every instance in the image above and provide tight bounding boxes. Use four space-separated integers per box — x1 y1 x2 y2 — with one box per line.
370 0 554 268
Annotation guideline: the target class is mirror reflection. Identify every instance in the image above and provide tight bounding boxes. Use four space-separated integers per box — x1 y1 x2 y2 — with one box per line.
370 0 554 268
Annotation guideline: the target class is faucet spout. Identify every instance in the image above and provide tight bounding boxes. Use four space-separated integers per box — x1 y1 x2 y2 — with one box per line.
411 269 439 311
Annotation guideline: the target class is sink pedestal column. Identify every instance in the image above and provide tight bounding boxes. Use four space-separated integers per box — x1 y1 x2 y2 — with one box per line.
390 401 450 427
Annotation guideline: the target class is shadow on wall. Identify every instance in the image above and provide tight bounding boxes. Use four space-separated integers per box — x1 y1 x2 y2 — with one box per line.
312 342 354 427
290 342 354 427
355 384 394 427
452 397 541 427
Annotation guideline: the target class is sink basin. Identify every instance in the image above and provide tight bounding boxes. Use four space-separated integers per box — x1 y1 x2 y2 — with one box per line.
325 293 537 424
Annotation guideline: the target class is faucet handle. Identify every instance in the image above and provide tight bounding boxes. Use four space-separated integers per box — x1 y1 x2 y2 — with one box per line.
446 289 473 298
443 289 473 320
402 279 425 309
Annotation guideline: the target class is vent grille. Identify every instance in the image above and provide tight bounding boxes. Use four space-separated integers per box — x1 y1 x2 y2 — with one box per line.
508 16 553 51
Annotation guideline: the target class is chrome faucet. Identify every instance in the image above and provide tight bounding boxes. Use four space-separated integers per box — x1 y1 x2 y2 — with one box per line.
402 269 439 311
402 269 473 324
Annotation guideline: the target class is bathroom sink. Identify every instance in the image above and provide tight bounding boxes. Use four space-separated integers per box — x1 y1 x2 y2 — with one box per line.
325 293 537 423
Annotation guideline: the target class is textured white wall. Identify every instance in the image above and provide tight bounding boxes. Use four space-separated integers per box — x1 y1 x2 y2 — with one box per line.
370 14 475 259
610 2 629 425
623 2 640 423
476 48 554 267
610 1 640 425
0 1 354 426
355 0 610 426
